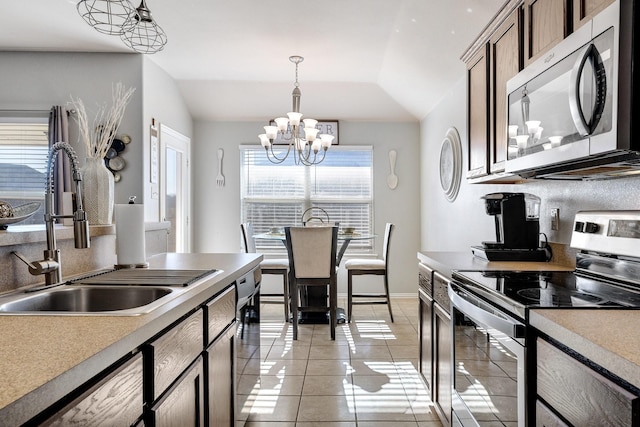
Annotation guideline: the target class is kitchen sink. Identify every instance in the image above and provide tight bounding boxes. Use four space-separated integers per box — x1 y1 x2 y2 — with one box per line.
0 285 180 315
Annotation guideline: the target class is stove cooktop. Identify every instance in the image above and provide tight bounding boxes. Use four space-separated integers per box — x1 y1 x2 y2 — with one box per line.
451 270 640 320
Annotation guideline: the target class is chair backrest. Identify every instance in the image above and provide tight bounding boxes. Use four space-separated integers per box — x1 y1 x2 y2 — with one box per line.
382 223 394 265
285 226 338 279
240 223 257 253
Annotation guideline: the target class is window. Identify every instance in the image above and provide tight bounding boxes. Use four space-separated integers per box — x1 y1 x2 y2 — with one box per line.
240 145 373 253
0 117 48 225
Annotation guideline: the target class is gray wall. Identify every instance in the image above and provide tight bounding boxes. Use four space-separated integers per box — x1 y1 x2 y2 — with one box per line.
141 58 193 224
0 51 144 207
420 78 640 254
192 120 422 295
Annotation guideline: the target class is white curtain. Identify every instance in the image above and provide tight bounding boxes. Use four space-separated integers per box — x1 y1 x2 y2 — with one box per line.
48 106 71 220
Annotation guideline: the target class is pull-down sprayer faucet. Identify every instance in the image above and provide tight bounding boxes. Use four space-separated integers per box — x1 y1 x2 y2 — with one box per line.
13 142 90 287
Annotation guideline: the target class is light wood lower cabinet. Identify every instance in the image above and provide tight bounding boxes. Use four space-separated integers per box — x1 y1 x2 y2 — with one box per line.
536 338 640 426
434 301 452 427
39 353 144 426
206 325 235 427
148 309 204 401
149 356 205 427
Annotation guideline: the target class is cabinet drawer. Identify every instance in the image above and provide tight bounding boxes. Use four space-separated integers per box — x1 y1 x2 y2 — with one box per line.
418 263 433 296
433 272 451 313
206 286 236 346
42 352 143 426
149 356 204 427
149 309 204 400
537 338 640 427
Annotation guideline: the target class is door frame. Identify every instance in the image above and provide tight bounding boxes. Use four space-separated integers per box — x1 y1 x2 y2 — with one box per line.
159 124 191 252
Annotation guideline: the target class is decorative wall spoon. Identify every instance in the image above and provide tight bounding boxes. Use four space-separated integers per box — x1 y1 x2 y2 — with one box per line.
387 149 398 189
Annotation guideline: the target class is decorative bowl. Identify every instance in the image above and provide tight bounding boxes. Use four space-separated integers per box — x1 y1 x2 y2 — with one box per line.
342 227 356 234
0 202 41 230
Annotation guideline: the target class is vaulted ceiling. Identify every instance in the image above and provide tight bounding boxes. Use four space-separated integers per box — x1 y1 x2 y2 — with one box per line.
1 0 503 122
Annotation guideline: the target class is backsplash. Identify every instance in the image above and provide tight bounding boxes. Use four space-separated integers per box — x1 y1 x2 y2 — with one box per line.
0 224 169 294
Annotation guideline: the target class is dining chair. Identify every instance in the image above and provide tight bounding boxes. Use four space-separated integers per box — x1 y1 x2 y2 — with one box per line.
240 223 290 322
284 226 338 340
344 223 395 323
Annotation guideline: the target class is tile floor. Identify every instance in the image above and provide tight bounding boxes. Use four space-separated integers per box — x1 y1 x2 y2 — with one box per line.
236 296 444 427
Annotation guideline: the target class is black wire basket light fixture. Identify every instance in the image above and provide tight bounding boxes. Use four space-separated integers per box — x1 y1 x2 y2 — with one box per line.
121 0 168 54
76 0 167 54
76 0 137 35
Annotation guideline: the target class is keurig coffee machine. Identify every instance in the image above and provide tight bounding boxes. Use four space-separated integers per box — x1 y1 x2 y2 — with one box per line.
472 192 548 261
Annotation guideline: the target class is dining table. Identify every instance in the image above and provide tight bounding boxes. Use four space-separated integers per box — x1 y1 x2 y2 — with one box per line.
254 229 376 324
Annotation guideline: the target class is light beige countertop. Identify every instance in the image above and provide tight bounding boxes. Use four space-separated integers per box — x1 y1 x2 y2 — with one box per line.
530 308 640 389
417 251 573 278
0 252 261 426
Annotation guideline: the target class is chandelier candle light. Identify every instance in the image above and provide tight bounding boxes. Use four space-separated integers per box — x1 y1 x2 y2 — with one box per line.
258 56 334 166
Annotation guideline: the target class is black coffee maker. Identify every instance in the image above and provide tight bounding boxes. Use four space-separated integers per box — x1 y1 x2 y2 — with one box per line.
472 192 548 261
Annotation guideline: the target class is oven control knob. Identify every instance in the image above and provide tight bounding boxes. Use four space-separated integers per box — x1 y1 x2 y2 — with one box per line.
584 222 600 233
574 221 585 232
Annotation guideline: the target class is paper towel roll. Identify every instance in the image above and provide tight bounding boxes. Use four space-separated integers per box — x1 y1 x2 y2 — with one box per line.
115 203 147 267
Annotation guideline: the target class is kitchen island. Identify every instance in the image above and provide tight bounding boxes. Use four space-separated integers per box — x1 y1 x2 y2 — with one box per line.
0 252 261 426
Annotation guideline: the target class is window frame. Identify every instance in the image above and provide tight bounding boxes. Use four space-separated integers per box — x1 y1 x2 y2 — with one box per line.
239 144 374 255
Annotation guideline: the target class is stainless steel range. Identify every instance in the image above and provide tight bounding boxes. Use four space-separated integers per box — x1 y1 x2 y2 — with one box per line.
449 210 640 427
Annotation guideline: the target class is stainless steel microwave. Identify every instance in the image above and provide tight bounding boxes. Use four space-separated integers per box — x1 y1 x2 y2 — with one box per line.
505 0 640 180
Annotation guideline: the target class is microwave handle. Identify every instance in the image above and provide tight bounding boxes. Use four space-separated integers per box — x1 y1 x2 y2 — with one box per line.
569 43 607 136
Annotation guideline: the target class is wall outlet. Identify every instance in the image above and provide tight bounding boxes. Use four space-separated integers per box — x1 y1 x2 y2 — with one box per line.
550 208 560 231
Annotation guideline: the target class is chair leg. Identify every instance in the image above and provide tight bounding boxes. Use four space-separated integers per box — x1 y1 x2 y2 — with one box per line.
291 280 298 341
239 305 247 339
282 272 290 322
347 271 353 323
384 273 394 322
330 279 337 340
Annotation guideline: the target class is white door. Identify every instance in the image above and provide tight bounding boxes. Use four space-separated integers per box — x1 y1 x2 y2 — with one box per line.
159 124 191 252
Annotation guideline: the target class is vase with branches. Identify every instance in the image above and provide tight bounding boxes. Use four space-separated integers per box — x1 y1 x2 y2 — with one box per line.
69 83 135 225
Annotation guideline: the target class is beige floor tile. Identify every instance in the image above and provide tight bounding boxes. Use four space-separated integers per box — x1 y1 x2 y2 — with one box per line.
305 358 352 376
389 345 419 361
258 374 305 396
350 344 394 361
297 394 356 422
358 422 419 427
295 423 356 427
349 359 401 377
265 344 311 360
242 395 301 422
244 422 295 427
302 374 353 396
308 343 352 359
261 359 308 376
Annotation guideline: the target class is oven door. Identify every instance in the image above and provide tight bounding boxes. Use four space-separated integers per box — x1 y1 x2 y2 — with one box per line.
449 282 526 427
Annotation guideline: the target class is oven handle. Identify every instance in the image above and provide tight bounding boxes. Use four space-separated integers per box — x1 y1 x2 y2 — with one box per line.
448 282 526 339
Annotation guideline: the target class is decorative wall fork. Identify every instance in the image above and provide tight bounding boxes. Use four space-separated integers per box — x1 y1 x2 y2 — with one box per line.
216 148 225 187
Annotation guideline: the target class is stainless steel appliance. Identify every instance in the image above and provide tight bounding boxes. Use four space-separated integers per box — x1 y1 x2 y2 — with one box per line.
451 210 640 426
471 192 549 261
505 0 640 180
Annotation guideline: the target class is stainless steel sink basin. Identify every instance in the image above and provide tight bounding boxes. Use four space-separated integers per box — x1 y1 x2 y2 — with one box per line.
0 285 178 315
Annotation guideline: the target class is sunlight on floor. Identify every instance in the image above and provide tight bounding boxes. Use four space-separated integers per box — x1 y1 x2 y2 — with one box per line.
236 297 444 426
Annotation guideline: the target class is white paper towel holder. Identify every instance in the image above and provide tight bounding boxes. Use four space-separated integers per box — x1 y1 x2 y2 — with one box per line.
114 196 149 270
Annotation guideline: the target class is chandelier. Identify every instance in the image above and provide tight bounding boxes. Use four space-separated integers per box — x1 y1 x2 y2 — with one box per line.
76 0 167 54
258 56 334 165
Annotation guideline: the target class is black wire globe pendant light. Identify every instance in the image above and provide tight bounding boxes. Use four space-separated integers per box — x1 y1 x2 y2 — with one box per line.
121 0 168 54
77 0 137 35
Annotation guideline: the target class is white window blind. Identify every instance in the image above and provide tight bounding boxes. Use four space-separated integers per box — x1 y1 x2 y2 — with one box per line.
0 122 48 225
240 145 374 253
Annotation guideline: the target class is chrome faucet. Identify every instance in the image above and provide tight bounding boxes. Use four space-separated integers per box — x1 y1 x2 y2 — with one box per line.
13 142 90 287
